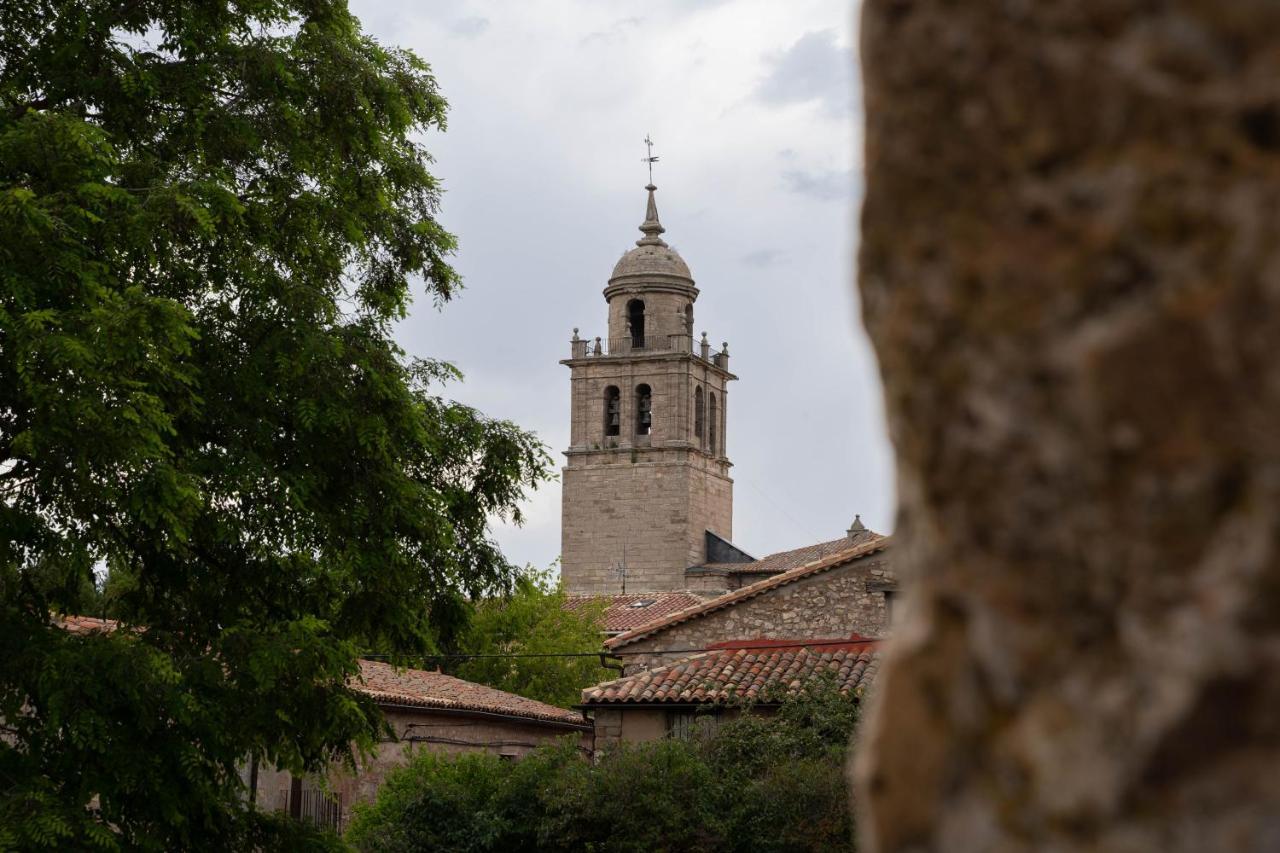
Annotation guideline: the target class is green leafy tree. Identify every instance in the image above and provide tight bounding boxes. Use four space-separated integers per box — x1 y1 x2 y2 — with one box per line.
0 1 549 848
450 567 609 708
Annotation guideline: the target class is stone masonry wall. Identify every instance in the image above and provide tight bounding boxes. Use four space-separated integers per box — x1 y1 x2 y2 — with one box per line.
687 468 732 569
562 459 697 594
854 3 1280 851
616 556 893 673
252 706 590 826
606 288 693 350
561 346 734 594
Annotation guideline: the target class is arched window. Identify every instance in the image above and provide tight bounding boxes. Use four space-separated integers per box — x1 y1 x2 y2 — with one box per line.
604 386 621 437
635 384 652 436
694 386 704 446
684 304 694 336
627 299 646 349
708 392 718 456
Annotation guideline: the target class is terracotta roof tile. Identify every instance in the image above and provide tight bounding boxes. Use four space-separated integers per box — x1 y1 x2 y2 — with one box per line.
605 536 892 649
357 660 588 727
582 640 879 705
564 592 707 634
722 530 884 575
54 614 119 634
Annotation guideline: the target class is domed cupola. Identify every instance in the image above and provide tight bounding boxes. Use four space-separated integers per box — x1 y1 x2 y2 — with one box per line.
606 184 696 295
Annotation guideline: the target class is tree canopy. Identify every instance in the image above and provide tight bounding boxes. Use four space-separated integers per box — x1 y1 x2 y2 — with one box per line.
449 568 609 708
0 1 549 848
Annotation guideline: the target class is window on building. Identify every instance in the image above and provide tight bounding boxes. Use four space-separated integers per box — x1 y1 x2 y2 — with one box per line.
604 386 621 437
884 590 896 625
708 392 718 456
667 709 720 741
684 303 694 336
694 386 704 445
627 299 646 349
636 384 652 435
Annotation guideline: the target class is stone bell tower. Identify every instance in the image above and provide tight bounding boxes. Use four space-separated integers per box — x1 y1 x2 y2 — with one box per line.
560 184 737 595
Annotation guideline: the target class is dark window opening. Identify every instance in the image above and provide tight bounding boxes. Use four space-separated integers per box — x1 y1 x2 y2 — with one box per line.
708 392 718 456
627 299 646 349
604 386 621 437
684 303 694 336
668 710 719 741
636 384 652 436
694 386 705 445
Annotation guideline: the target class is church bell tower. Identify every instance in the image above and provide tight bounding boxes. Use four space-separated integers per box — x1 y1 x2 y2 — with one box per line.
560 183 737 594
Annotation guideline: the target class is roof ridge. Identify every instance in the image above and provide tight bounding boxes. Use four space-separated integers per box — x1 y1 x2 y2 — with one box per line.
605 536 891 649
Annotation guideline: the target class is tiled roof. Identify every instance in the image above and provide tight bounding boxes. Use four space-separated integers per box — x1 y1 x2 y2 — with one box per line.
564 592 707 634
54 614 119 634
718 529 884 576
49 617 584 726
582 640 879 705
356 659 588 727
606 536 892 649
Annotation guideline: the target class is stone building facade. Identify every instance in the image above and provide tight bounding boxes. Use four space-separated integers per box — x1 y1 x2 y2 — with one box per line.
251 661 591 830
560 184 737 595
583 641 879 750
605 537 894 674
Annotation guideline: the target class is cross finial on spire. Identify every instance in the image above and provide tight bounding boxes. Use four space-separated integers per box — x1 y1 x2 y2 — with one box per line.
642 134 659 184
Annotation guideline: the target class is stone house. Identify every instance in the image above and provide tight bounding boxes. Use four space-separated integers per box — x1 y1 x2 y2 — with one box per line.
253 659 592 830
604 535 894 675
581 639 879 750
574 536 895 747
50 618 590 828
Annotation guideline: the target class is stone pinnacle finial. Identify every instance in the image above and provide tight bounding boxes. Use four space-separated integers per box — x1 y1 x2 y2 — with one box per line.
636 184 668 248
847 514 866 537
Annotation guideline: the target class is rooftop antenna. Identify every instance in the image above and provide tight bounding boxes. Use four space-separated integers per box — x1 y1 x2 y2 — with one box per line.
642 134 659 184
612 544 628 594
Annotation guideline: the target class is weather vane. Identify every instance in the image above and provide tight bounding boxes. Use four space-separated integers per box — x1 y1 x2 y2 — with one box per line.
642 134 659 184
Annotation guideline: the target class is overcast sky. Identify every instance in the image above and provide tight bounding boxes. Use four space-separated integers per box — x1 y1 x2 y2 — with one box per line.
346 0 894 570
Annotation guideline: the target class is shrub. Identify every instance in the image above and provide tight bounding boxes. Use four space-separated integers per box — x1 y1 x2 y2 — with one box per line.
345 751 528 853
347 689 860 852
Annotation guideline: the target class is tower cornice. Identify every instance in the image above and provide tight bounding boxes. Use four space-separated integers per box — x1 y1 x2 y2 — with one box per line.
603 278 699 301
560 350 737 382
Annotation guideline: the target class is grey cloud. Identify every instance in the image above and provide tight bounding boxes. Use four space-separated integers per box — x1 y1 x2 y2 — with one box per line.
782 168 853 202
450 16 490 37
756 30 854 117
741 249 788 268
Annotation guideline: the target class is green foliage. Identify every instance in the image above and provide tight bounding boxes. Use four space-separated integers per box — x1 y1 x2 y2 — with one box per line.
345 689 860 853
449 567 609 708
0 1 549 848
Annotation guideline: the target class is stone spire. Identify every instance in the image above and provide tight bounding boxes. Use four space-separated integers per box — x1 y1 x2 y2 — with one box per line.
636 184 668 247
847 514 867 537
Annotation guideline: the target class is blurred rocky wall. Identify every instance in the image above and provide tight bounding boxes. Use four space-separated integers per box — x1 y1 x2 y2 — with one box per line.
853 3 1280 850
